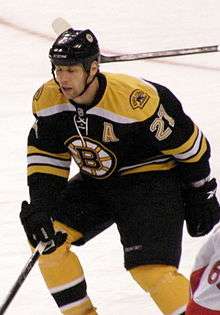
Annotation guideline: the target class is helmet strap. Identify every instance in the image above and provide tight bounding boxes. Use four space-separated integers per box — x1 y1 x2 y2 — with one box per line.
76 69 98 97
51 64 59 86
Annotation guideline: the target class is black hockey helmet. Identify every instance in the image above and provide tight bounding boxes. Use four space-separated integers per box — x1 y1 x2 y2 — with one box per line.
49 28 100 72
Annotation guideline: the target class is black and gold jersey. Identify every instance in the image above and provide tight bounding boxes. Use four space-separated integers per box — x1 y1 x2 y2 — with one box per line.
27 72 210 192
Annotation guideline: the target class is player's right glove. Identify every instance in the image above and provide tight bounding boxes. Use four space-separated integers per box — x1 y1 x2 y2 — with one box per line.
184 178 220 237
20 201 67 254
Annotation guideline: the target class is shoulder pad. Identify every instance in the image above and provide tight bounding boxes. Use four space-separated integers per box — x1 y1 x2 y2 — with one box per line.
32 80 75 117
103 73 160 121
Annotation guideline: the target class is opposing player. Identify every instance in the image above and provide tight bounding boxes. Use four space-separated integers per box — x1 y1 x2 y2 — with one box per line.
186 225 220 315
20 27 220 315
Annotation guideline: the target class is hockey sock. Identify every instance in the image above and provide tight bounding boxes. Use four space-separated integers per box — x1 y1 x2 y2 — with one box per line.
129 264 189 315
38 221 97 315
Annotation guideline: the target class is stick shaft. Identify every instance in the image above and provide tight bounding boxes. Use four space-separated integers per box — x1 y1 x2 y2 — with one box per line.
100 45 219 63
0 242 46 315
51 18 219 63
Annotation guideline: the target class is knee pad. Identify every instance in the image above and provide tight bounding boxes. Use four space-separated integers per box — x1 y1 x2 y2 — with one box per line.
129 264 189 315
38 220 83 268
38 230 85 294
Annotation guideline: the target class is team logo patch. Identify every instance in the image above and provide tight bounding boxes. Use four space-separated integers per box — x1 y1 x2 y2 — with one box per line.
129 89 150 109
33 85 44 101
67 136 117 179
86 33 93 43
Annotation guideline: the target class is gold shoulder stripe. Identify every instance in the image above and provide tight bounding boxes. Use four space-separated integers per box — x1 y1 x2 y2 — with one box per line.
28 146 71 160
161 125 198 155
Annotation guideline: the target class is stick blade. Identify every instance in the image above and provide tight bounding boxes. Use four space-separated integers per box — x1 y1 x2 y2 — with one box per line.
52 17 72 36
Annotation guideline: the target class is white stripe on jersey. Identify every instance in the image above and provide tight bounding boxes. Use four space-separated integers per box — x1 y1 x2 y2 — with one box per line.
27 155 71 168
36 103 76 117
87 107 138 123
173 129 202 161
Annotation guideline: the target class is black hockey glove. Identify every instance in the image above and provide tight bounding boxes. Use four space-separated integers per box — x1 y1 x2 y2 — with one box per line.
184 178 220 237
20 201 67 254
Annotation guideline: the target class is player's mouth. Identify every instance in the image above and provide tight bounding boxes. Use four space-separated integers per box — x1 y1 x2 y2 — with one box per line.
60 86 74 96
61 86 72 92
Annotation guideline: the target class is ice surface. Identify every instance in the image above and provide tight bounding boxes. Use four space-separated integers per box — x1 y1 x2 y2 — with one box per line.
0 1 220 314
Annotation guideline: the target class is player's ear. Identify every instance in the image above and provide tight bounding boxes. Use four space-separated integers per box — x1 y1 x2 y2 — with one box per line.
89 61 99 76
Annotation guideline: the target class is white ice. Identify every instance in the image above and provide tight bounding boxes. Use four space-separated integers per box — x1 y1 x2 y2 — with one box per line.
0 0 220 314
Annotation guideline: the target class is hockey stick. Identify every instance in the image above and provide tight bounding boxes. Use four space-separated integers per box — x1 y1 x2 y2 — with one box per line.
100 45 219 63
52 17 220 63
0 242 48 315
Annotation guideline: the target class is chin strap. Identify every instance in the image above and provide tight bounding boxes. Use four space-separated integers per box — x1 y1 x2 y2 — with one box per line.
51 64 59 86
76 71 98 97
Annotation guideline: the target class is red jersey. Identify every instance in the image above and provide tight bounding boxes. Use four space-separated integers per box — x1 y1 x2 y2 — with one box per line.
186 226 220 314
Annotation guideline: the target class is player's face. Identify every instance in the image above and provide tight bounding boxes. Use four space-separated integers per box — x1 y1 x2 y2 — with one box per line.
55 64 88 99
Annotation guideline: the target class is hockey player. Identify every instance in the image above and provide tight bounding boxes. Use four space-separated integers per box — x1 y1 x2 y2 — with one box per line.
186 225 220 315
20 27 220 315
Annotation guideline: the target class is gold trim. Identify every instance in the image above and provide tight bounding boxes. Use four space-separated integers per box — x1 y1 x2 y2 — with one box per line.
28 146 70 160
27 165 69 178
121 160 176 175
54 221 83 243
181 136 207 163
161 125 198 155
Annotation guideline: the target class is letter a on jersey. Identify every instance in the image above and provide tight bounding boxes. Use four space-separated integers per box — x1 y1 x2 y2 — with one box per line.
102 122 119 143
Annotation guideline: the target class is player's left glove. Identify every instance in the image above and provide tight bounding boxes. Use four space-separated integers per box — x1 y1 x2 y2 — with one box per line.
184 178 220 237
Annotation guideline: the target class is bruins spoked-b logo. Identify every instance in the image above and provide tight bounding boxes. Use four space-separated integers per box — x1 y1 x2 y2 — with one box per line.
67 136 117 179
130 89 150 110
